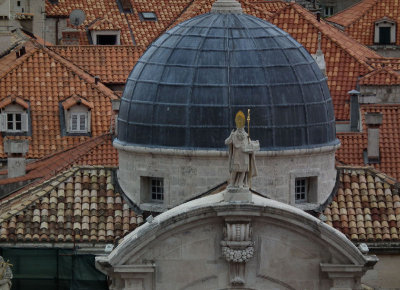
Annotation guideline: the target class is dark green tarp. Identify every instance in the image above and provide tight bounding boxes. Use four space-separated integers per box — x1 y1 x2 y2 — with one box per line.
1 248 108 290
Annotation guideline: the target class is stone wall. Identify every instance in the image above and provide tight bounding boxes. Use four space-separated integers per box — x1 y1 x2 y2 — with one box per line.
362 254 400 289
360 85 400 104
45 18 68 45
116 142 338 210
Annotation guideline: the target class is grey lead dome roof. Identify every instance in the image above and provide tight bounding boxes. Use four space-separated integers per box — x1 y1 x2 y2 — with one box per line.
117 11 338 150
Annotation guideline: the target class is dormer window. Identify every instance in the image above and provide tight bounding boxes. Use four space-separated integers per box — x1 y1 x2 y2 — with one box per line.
0 96 30 134
374 17 396 45
61 95 93 135
89 18 121 45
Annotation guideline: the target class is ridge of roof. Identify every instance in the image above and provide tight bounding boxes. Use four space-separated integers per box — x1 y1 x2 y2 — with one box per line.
0 38 118 101
0 135 114 226
285 3 379 68
327 0 378 28
40 43 118 101
89 18 121 31
359 67 400 85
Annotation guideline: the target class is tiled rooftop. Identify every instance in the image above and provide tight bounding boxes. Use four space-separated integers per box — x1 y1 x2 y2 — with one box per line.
324 166 400 242
0 166 142 243
45 0 195 47
328 0 400 46
0 38 118 159
50 45 144 84
359 67 400 85
337 104 400 180
367 57 400 71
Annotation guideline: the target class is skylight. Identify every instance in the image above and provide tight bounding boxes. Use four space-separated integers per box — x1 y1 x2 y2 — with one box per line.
140 12 157 21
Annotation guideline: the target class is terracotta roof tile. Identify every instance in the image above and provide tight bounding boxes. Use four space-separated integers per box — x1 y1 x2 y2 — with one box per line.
89 18 121 31
359 67 400 85
45 0 195 47
0 38 118 159
0 167 143 243
50 45 144 84
324 167 400 243
327 0 400 46
337 104 400 180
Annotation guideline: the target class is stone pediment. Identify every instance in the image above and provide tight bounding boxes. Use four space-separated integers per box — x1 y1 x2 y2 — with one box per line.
96 191 377 290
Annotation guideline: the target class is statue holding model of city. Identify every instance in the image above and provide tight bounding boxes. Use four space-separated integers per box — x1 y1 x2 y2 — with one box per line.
225 110 260 189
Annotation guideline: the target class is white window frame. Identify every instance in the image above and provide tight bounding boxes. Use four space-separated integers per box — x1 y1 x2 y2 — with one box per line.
0 105 28 133
374 19 396 45
323 6 334 17
70 112 88 133
91 30 121 45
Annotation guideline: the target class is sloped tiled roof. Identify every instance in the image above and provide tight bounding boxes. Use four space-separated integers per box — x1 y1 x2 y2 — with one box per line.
89 18 121 31
337 104 400 180
0 166 142 243
367 57 400 71
45 0 195 47
327 0 400 46
324 166 400 242
49 45 144 84
0 134 115 187
359 67 400 85
0 39 118 159
327 0 377 28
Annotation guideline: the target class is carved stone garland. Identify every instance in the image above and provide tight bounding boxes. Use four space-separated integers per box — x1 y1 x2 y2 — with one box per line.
221 218 254 286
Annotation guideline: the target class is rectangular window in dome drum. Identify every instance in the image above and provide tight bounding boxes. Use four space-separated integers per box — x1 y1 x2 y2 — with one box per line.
151 178 164 201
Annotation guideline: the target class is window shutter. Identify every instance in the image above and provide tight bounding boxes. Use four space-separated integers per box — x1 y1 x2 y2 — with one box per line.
21 112 28 132
0 113 6 132
87 112 91 132
71 114 78 131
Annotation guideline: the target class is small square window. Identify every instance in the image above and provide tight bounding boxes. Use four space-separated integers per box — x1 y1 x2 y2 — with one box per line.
96 34 118 45
323 6 334 17
70 113 87 133
6 113 23 132
295 178 308 203
151 178 164 201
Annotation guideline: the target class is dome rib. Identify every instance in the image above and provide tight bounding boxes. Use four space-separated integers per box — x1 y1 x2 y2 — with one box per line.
117 13 338 150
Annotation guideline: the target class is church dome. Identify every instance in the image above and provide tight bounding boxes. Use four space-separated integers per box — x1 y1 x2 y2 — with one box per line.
117 2 338 150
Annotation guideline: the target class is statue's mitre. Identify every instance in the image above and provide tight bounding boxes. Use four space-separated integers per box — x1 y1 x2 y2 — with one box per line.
235 110 245 128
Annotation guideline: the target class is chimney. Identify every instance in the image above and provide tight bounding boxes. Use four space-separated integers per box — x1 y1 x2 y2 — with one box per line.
349 90 360 132
61 29 80 45
365 112 383 163
311 32 326 76
3 139 29 178
111 99 120 134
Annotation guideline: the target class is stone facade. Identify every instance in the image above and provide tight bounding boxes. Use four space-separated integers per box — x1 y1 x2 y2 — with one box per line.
360 85 400 104
44 18 68 45
115 142 339 211
96 192 377 290
362 254 400 288
0 0 45 51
